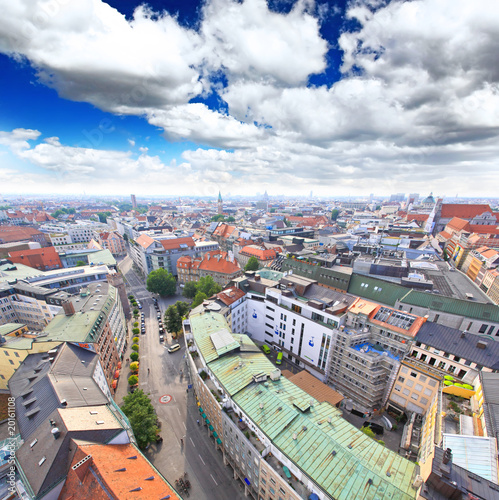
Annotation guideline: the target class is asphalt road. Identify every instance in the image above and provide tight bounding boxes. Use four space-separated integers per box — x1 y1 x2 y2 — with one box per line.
118 256 244 500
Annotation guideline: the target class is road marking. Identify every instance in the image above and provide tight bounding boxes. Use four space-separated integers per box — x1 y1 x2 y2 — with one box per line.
189 437 195 447
140 382 148 386
176 408 181 416
210 474 218 486
183 422 186 430
199 454 206 466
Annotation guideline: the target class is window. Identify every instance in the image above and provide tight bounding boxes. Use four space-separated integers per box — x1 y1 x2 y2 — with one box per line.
410 371 417 378
424 388 433 396
410 393 418 401
261 478 266 485
279 488 286 495
453 356 461 362
394 384 402 392
269 487 275 495
401 366 408 374
415 384 423 392
419 374 427 383
398 376 405 383
479 324 488 334
402 388 410 396
406 380 414 388
420 397 428 405
270 477 276 485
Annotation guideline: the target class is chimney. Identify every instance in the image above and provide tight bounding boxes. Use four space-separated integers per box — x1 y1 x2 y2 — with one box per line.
442 448 452 465
62 300 75 316
51 427 61 439
460 331 466 338
72 455 93 483
476 340 487 350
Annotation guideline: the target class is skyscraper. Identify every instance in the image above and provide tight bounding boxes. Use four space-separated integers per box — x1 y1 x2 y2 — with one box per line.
218 191 223 215
131 194 137 209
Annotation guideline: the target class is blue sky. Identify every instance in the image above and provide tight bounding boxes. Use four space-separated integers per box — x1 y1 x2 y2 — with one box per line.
0 0 498 198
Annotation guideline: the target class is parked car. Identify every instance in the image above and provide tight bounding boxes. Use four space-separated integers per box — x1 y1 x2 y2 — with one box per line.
261 345 271 354
168 343 181 353
159 335 164 342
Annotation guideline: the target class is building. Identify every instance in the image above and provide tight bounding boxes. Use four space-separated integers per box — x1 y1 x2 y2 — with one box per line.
184 310 420 500
131 193 137 209
58 248 116 268
0 225 50 247
98 230 126 256
177 250 243 287
327 298 426 411
433 203 496 235
218 191 223 215
42 282 127 386
8 246 62 271
238 245 280 269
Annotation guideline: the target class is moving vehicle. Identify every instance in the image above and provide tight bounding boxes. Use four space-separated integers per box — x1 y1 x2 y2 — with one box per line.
168 343 181 353
276 352 283 364
261 345 271 354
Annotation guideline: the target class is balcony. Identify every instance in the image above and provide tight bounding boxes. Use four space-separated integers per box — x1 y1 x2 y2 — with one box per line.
263 453 310 499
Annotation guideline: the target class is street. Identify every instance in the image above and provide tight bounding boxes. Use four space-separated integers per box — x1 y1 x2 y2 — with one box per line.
117 256 244 500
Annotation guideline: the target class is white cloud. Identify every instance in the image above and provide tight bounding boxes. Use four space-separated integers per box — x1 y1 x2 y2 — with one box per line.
0 128 41 154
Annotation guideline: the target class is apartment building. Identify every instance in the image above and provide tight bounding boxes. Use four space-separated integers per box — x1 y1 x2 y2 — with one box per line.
177 250 243 287
184 309 420 500
0 281 69 330
327 299 426 412
8 246 62 271
238 245 280 269
98 230 126 256
0 225 50 247
42 282 127 385
410 322 499 383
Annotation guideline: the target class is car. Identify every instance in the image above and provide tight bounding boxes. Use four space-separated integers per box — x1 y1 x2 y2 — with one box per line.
157 314 161 319
261 345 271 354
168 343 181 353
159 335 164 342
138 304 142 309
276 352 283 365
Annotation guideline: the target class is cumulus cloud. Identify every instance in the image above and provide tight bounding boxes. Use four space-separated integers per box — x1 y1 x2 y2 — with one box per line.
0 0 498 195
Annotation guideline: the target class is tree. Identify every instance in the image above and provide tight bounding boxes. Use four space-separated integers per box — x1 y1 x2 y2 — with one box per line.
97 211 112 223
130 351 139 362
132 337 139 343
295 212 303 217
226 216 235 222
128 375 138 386
121 389 158 449
175 301 190 318
132 328 139 335
130 362 139 373
131 344 139 352
197 276 222 297
210 214 225 222
245 256 259 272
164 305 182 335
192 291 207 308
76 260 87 267
146 268 176 296
270 208 276 213
182 281 198 299
331 209 340 221
283 217 292 227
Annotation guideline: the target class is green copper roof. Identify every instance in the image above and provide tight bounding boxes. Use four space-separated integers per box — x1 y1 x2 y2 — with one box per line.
400 289 499 322
348 274 409 306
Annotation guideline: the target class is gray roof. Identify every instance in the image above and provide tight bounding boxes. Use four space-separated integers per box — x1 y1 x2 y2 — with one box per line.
9 343 109 440
16 406 123 498
421 446 499 500
415 322 499 370
480 372 499 440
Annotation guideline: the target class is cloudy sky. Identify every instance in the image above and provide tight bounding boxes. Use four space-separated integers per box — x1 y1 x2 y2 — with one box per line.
0 0 498 198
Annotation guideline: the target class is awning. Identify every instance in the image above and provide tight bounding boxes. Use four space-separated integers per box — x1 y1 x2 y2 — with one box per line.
199 407 203 413
283 465 291 479
209 425 214 431
201 413 206 419
114 370 120 379
205 419 210 425
216 438 222 445
213 431 218 438
112 380 117 389
117 361 122 369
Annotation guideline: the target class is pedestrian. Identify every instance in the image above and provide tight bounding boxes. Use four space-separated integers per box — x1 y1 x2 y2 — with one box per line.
148 368 150 375
197 419 199 425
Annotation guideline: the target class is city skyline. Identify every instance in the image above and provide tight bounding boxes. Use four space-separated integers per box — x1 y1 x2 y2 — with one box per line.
0 0 498 197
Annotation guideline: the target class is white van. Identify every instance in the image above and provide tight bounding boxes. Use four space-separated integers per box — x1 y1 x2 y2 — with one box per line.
168 343 181 353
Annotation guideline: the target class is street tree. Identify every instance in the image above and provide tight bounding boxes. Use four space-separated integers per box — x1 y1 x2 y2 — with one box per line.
182 281 198 299
164 305 182 335
192 291 207 308
244 256 259 272
146 269 176 296
175 301 190 318
331 209 340 221
121 389 158 449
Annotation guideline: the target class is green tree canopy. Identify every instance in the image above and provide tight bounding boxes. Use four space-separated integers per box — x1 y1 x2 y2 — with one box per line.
175 301 190 318
270 208 276 213
331 209 340 221
121 389 158 449
164 304 182 334
197 276 222 297
226 216 235 222
76 260 87 267
146 268 177 296
192 291 207 308
295 212 303 217
182 281 198 299
210 214 225 222
244 256 259 272
97 211 112 223
130 351 139 362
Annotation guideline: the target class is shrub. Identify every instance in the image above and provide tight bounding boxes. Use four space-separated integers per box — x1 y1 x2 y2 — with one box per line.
200 370 208 380
130 362 139 372
128 295 134 300
132 328 140 335
131 344 139 352
133 322 139 327
377 440 385 446
130 352 139 362
132 336 139 343
360 426 376 439
133 309 139 315
245 431 250 439
392 424 398 431
128 375 138 386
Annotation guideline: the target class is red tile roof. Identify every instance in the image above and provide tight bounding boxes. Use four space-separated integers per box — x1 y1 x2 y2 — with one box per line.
406 213 429 223
8 246 62 270
440 204 492 219
59 442 180 500
240 245 279 261
198 251 241 275
446 217 471 232
217 287 246 305
468 225 499 235
160 237 195 250
135 234 156 249
0 226 48 244
213 224 236 238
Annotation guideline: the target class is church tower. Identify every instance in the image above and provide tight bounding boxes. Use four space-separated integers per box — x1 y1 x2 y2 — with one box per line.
218 191 223 215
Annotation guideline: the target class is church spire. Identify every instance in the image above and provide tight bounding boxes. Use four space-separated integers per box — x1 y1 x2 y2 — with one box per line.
217 191 223 215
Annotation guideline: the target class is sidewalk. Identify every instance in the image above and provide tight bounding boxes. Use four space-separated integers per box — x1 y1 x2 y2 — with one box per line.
113 318 134 406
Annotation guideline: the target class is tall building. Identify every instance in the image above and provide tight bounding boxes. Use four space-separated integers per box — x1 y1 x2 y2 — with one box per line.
218 191 223 215
130 194 137 209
